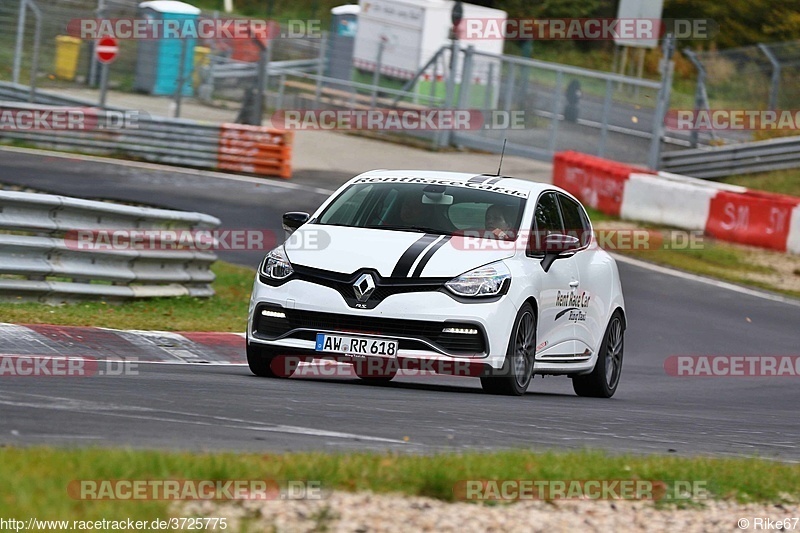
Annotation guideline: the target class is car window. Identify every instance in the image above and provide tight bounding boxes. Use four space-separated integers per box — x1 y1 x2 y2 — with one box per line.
558 194 591 247
319 184 373 226
317 182 526 239
529 192 564 254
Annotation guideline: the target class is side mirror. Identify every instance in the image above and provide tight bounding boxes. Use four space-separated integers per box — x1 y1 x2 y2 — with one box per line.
541 234 581 273
282 212 310 234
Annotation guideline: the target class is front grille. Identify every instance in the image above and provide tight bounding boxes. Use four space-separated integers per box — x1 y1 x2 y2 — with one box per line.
291 265 447 309
254 305 486 355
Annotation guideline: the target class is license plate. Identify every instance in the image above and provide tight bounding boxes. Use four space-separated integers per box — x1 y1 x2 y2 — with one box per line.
315 333 398 358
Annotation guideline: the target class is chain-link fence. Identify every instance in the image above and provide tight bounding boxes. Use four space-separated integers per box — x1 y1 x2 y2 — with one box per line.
452 47 666 167
3 0 677 167
692 41 800 111
1 0 140 91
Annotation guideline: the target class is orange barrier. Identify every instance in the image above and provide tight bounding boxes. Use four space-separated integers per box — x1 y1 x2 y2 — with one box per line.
217 124 293 179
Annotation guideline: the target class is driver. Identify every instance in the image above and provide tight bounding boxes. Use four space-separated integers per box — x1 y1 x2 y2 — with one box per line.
485 205 512 239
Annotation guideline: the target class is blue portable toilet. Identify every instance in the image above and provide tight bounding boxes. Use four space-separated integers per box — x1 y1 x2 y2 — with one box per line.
134 0 201 96
327 5 360 81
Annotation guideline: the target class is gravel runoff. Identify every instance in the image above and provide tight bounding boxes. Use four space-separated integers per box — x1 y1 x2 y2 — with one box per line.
179 491 799 532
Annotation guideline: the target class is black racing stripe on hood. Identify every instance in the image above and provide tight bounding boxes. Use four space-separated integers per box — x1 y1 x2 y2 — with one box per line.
391 233 439 278
411 235 451 277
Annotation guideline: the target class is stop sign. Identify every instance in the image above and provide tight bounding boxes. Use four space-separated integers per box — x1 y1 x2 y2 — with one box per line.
95 36 119 64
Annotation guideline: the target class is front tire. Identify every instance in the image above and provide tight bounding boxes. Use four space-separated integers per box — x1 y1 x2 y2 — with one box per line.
572 310 624 398
481 303 536 396
246 343 299 378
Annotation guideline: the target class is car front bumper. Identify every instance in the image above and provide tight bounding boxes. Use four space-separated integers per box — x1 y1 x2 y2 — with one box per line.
247 277 519 370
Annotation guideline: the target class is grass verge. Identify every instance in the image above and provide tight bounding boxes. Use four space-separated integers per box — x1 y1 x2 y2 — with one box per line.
0 447 798 520
0 261 254 331
720 168 800 198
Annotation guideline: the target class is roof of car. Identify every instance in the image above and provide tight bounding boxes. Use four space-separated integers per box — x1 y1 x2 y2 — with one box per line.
353 169 560 197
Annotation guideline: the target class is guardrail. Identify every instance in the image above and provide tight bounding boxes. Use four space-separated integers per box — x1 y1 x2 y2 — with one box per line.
660 136 800 178
203 57 321 81
0 102 294 179
0 190 222 302
0 81 122 109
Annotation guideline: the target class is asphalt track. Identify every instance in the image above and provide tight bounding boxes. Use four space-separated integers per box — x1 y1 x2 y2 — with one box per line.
0 148 799 460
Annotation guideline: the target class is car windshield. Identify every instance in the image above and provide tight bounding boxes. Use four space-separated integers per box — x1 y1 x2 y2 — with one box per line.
316 181 527 239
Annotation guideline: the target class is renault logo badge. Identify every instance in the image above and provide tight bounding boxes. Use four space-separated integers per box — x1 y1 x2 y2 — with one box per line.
353 273 376 302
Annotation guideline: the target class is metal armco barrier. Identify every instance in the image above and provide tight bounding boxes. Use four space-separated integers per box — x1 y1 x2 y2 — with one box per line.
660 136 800 178
0 102 294 179
555 151 800 255
0 190 221 302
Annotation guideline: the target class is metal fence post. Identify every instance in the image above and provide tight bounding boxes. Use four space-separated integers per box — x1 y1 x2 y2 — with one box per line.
99 62 110 108
502 63 516 111
173 38 188 118
484 62 494 110
89 0 106 88
276 73 286 110
598 78 613 157
314 32 327 108
443 39 458 109
252 38 267 124
12 0 27 85
647 34 676 170
451 45 475 147
547 70 564 154
371 38 386 108
27 0 42 103
430 57 439 101
683 48 714 148
758 43 781 110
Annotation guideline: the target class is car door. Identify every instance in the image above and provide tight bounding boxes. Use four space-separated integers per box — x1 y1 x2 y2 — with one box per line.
556 193 599 357
529 191 579 359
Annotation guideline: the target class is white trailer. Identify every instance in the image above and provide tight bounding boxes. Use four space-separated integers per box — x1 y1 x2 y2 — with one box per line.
353 0 506 83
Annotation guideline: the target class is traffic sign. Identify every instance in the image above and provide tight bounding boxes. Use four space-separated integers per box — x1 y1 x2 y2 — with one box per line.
95 37 119 64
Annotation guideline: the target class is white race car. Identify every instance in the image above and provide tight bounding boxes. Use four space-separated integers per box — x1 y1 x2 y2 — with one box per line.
247 170 626 397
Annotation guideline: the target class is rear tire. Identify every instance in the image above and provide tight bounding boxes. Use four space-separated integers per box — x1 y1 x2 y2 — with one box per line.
572 310 624 398
480 303 536 396
246 343 299 378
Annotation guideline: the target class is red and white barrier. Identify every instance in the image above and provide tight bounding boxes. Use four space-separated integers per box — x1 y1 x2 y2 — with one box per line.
553 151 800 255
790 207 800 255
553 151 654 216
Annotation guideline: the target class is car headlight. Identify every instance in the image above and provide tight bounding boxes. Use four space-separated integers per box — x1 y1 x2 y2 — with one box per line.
261 246 294 280
445 261 510 297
